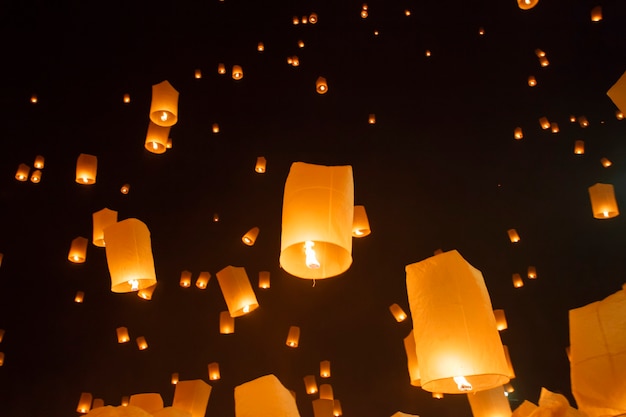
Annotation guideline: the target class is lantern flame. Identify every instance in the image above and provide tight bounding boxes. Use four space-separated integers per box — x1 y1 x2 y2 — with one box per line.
243 305 250 313
160 112 168 122
304 241 320 269
453 376 473 391
129 279 139 291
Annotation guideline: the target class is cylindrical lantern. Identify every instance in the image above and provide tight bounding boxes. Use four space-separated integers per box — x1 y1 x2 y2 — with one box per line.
116 327 130 343
368 114 376 124
297 40 305 48
257 42 265 52
208 362 220 380
217 63 226 74
220 311 235 334
15 163 30 181
503 345 516 379
405 250 510 394
145 121 171 154
120 184 130 194
68 237 88 263
255 157 267 173
316 76 328 94
588 183 619 219
550 122 559 133
616 111 624 120
194 69 202 79
30 94 38 103
527 76 537 87
180 270 192 288
213 213 220 222
77 392 93 413
309 13 318 23
258 271 270 289
75 153 97 184
123 93 131 103
286 326 300 347
467 385 512 417
507 229 520 243
528 266 537 279
389 303 407 322
74 291 85 303
333 399 342 416
320 360 331 378
149 80 179 127
242 227 260 246
517 0 539 10
171 372 179 385
512 273 524 288
601 157 612 168
232 65 243 80
574 140 585 154
136 336 148 350
591 6 602 22
319 384 333 400
514 127 523 140
234 374 300 417
579 116 589 127
196 272 211 289
104 218 157 293
493 309 507 331
121 396 129 406
34 155 45 169
30 170 42 183
211 123 220 134
216 265 259 317
280 162 354 279
303 375 318 394
293 16 300 25
504 382 514 393
403 330 421 387
538 117 550 130
539 56 549 67
352 205 371 237
92 208 118 247
138 283 156 300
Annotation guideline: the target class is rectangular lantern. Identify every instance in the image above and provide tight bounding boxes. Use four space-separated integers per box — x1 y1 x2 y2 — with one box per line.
493 309 507 331
320 360 331 378
255 157 267 173
512 273 524 288
171 373 179 384
514 127 523 139
194 69 202 79
76 153 97 184
601 157 612 168
588 183 619 219
77 392 93 413
34 155 45 169
591 6 602 22
74 291 85 303
116 327 130 343
234 374 300 417
138 283 156 300
550 122 559 133
368 114 376 124
352 205 371 237
232 65 243 80
92 208 118 247
579 116 589 127
220 311 235 334
389 303 407 322
538 117 550 130
173 379 212 417
528 266 537 279
216 266 259 317
68 237 88 263
467 385 512 417
258 271 270 289
218 63 226 74
180 270 192 288
304 375 318 394
30 170 41 183
196 272 211 289
150 80 179 127
286 326 300 347
507 229 520 243
136 336 148 350
208 362 221 380
333 399 342 417
123 93 130 103
316 76 328 94
574 140 585 155
403 330 421 386
527 76 537 87
319 384 333 400
212 123 220 134
145 121 171 154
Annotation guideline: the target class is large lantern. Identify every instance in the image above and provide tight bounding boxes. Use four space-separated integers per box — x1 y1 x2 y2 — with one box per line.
234 374 300 417
145 121 171 154
216 266 259 317
172 380 212 417
149 80 179 127
76 154 97 184
286 326 300 347
220 311 235 334
588 183 619 219
280 162 354 279
77 392 93 413
405 250 510 394
92 208 118 247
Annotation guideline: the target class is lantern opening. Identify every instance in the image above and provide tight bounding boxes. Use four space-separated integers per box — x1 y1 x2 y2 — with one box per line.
454 376 473 391
129 279 139 291
305 241 320 269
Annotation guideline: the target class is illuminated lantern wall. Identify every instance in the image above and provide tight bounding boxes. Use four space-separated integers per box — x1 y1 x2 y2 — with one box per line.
145 121 171 154
588 183 619 219
150 80 179 127
304 375 318 394
220 311 235 334
352 205 371 237
77 392 93 413
75 153 97 184
403 330 421 386
234 374 300 417
467 385 512 417
286 326 300 347
319 384 333 400
173 380 212 417
116 326 130 343
68 237 88 263
320 360 331 378
607 70 626 113
92 208 118 247
215 266 259 317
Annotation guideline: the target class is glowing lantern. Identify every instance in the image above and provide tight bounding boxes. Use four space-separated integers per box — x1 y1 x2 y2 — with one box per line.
573 140 585 155
138 283 156 300
301 16 308 24
304 375 318 394
30 170 41 183
313 399 335 417
298 40 305 48
149 80 179 127
433 392 444 399
194 69 202 79
15 163 29 181
292 16 299 25
76 153 97 184
518 0 539 9
120 396 129 406
208 362 220 380
234 374 300 417
104 218 157 293
526 75 537 87
77 392 93 413
171 373 179 385
316 77 328 94
68 237 88 263
588 183 619 219
34 155 45 169
579 116 589 127
467 385 512 417
0 254 2 268
478 26 484 35
116 327 130 343
512 273 524 288
362 3 368 10
617 111 624 120
514 127 523 140
493 309 507 331
130 394 163 413
286 326 300 347
550 122 559 133
280 162 354 280
389 303 407 322
405 250 510 393
195 272 210 289
218 63 226 74
507 229 520 243
527 266 537 279
601 157 612 168
539 56 549 67
535 48 546 57
352 205 371 237
570 115 577 123
257 42 264 52
30 94 38 103
120 184 130 194
123 93 130 103
213 213 220 222
216 265 259 317
180 270 192 288
538 117 550 130
503 345 516 379
319 384 333 400
232 65 243 80
258 271 270 289
255 157 267 173
368 114 376 124
145 121 171 154
212 123 220 133
504 382 514 393
0 352 3 366
92 399 104 409
0 329 4 342
173 379 212 417
425 50 431 57
74 291 85 303
92 208 118 247
320 360 331 378
220 311 235 334
361 9 368 18
242 227 260 246
333 400 342 416
591 6 602 22
291 56 300 67
309 13 318 23
403 330 421 386
136 336 148 350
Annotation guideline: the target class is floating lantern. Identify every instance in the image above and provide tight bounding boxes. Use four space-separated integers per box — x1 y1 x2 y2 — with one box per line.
570 115 577 123
493 309 507 331
504 382 514 393
0 329 4 342
77 392 93 413
171 373 179 385
538 117 550 130
218 63 226 74
301 16 308 24
234 374 300 417
138 283 156 300
75 153 97 184
220 311 235 334
512 273 524 288
258 271 270 289
123 93 130 103
180 270 192 288
425 50 431 57
514 127 523 140
433 392 444 399
30 170 41 183
503 345 516 379
313 399 335 417
527 266 537 279
591 6 602 22
136 336 148 350
255 156 267 173
507 229 520 243
116 327 130 343
216 265 259 317
298 40 305 48
286 326 300 347
316 77 328 94
92 399 104 409
535 48 546 57
389 303 407 322
539 56 549 67
30 94 38 103
588 183 619 219
121 396 129 406
291 56 300 67
309 13 318 23
173 379 212 417
68 237 88 263
257 42 264 52
319 384 333 400
242 227 260 246
195 272 210 289
0 352 4 366
149 80 179 127
232 65 243 80
15 163 29 181
405 250 510 393
579 116 589 127
208 362 220 380
601 157 612 168
617 111 624 120
194 69 202 79
304 375 318 394
352 205 371 237
280 162 354 280
129 394 163 414
574 140 585 155
518 0 539 10
292 16 299 25
368 114 376 124
34 155 45 169
104 218 157 293
320 360 331 378
213 213 220 222
550 122 559 133
403 330 421 386
92 208 118 247
527 76 537 87
212 123 220 133
120 184 130 194
333 400 342 416
467 385 512 417
360 9 368 18
145 121 171 154
73 290 85 303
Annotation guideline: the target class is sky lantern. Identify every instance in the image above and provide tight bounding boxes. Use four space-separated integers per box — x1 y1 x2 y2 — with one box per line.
0 352 4 366
527 76 537 87
368 114 376 124
389 303 407 322
528 266 537 279
257 42 264 52
286 326 300 347
403 330 421 386
309 12 318 23
280 162 354 280
539 56 549 67
30 170 42 183
212 123 220 133
333 400 342 416
514 127 523 140
301 15 308 24
255 157 267 173
493 309 508 331
116 327 130 343
0 329 4 342
352 205 371 237
120 184 130 194
74 291 85 303
574 140 585 155
217 63 226 74
467 385 512 417
319 384 333 400
607 70 626 114
123 93 130 103
194 69 202 79
92 208 118 247
507 229 520 243
588 183 619 219
316 77 328 94
538 117 550 130
570 115 577 123
30 94 38 103
590 6 602 22
33 155 44 169
242 227 260 246
149 80 179 127
232 65 243 80
298 40 305 48
173 380 212 417
292 16 300 25
68 237 88 263
432 392 444 399
138 283 156 300
208 362 220 380
220 311 235 334
136 336 148 350
76 153 97 184
180 270 192 288
104 218 157 293
320 360 331 378
313 399 335 417
579 116 589 128
304 375 318 394
15 163 30 181
258 271 270 289
171 373 179 385
517 0 539 10
512 273 524 288
600 157 612 168
216 266 259 317
550 122 559 133
616 111 624 120
77 392 93 413
120 396 129 406
145 121 171 154
405 250 510 394
234 374 300 417
195 272 210 289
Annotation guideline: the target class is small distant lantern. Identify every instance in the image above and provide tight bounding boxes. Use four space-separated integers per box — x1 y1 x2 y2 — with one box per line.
255 156 267 173
196 272 211 289
601 157 612 168
352 205 371 237
194 69 202 79
138 283 156 300
15 163 30 181
68 237 88 263
257 42 265 52
258 271 270 289
512 273 524 288
173 379 212 417
539 56 549 67
121 396 130 406
212 123 220 133
333 400 342 416
208 362 220 380
574 140 585 155
180 270 192 288
145 121 171 154
74 291 85 303
539 117 550 130
368 114 376 124
304 375 318 394
149 80 179 127
171 373 179 385
0 329 4 342
591 6 602 22
218 63 226 74
309 13 318 23
507 229 520 243
361 9 368 18
34 155 45 169
550 122 559 133
232 65 243 80
504 382 515 393
30 94 38 103
30 170 42 183
478 27 484 35
242 227 260 246
77 392 93 413
528 76 537 87
514 127 523 140
116 327 130 343
216 265 259 317
616 111 624 120
467 385 512 417
0 352 4 366
120 184 130 194
316 77 328 94
320 360 331 378
425 50 431 57
136 336 148 350
404 330 421 386
319 384 334 400
405 9 412 16
213 213 220 222
292 16 300 25
517 0 539 10
291 56 300 67
389 303 407 322
528 266 537 279
75 153 97 184
219 311 235 334
123 93 131 103
579 116 589 127
362 3 368 10
588 183 619 219
286 326 300 347
493 309 508 331
433 392 444 399
298 40 305 48
92 208 118 247
570 115 577 122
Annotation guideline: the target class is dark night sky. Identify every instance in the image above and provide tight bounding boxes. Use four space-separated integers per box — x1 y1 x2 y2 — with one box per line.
1 1 626 416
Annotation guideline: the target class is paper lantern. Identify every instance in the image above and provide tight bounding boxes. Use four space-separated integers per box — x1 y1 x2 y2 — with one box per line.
138 283 156 300
313 399 334 417
432 392 444 399
92 208 118 247
77 392 93 413
92 399 105 409
504 383 514 393
527 76 537 87
304 375 318 394
425 49 431 57
104 218 157 293
212 123 220 134
34 155 45 169
616 110 624 120
232 65 243 80
120 184 130 194
257 42 264 52
309 13 318 23
538 117 550 130
320 360 331 378
68 237 88 263
258 271 270 289
173 379 212 417
149 80 179 127
333 400 342 416
298 40 305 48
550 122 559 133
116 327 130 343
255 157 267 173
0 352 4 366
136 336 148 350
539 56 549 67
301 15 308 24
316 77 328 94
76 153 97 184
517 0 539 10
493 309 507 331
15 163 30 181
286 326 300 347
180 270 192 288
588 183 619 219
216 266 259 317
601 157 612 168
512 273 524 288
478 26 484 35
220 311 235 334
195 272 210 289
123 93 131 103
389 303 407 322
280 162 354 279
208 362 220 380
121 396 130 406
579 116 589 127
319 384 333 400
361 9 368 18
403 330 421 386
591 6 602 22
535 48 545 58
574 140 585 155
292 16 300 25
0 329 4 342
30 94 38 103
145 121 171 154
368 114 376 124
74 291 85 303
608 70 626 114
405 250 510 393
130 394 163 414
171 373 179 385
527 266 537 279
514 127 523 140
218 63 226 74
234 374 300 417
467 385 511 417
30 169 41 183
502 345 516 379
212 213 220 222
507 229 520 243
570 115 577 122
352 205 371 237
242 227 260 246
194 69 202 79
290 57 300 67
569 285 626 417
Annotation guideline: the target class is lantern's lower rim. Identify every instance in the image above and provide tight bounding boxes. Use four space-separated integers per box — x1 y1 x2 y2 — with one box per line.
421 374 510 394
111 278 157 293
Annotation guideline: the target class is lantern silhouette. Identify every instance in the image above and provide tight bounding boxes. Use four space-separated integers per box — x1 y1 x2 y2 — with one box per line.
319 384 333 400
493 309 507 331
232 65 243 80
608 69 626 113
255 157 267 173
403 330 421 386
467 385 512 417
352 205 371 237
212 123 220 133
234 374 300 417
601 157 612 168
77 392 93 413
588 183 619 219
130 393 163 413
15 163 30 181
512 273 524 288
34 155 45 169
30 170 41 183
149 80 179 127
280 162 354 279
120 184 130 194
514 127 523 140
389 303 407 322
320 360 331 378
258 271 270 289
68 237 88 263
220 311 235 334
517 0 539 10
313 399 335 417
527 266 537 279
123 93 130 103
171 373 179 385
92 208 118 247
136 336 148 350
76 153 97 184
74 291 85 303
180 270 192 288
116 327 130 343
538 117 550 130
208 362 220 380
145 121 171 154
104 218 157 293
242 227 260 246
286 326 300 347
405 250 510 393
216 265 259 317
591 6 602 22
304 375 318 394
527 76 537 87
316 77 328 94
138 283 156 300
507 229 520 243
173 379 212 417
196 272 210 289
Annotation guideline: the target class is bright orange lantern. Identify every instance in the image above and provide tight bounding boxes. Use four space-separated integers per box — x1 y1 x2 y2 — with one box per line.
588 183 619 219
368 114 376 124
512 273 524 288
15 163 30 181
136 336 148 350
76 392 93 413
316 77 328 94
138 283 156 300
352 205 371 237
303 375 318 394
579 116 589 127
194 69 202 79
389 303 407 322
220 311 235 334
286 326 300 347
145 121 171 154
538 117 550 130
74 291 85 303
120 184 130 194
517 0 539 10
171 373 179 385
33 155 45 169
591 6 602 22
514 127 523 140
75 153 97 184
116 327 130 343
218 63 226 74
574 140 585 155
550 122 559 133
216 265 259 317
601 157 612 168
527 76 537 87
30 170 41 183
507 229 520 243
242 227 260 246
92 208 118 247
149 80 179 127
257 42 264 52
212 123 220 133
68 237 88 263
123 93 130 103
333 399 342 416
180 270 192 288
528 266 537 279
208 362 220 380
232 65 243 80
493 309 508 331
258 271 270 289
